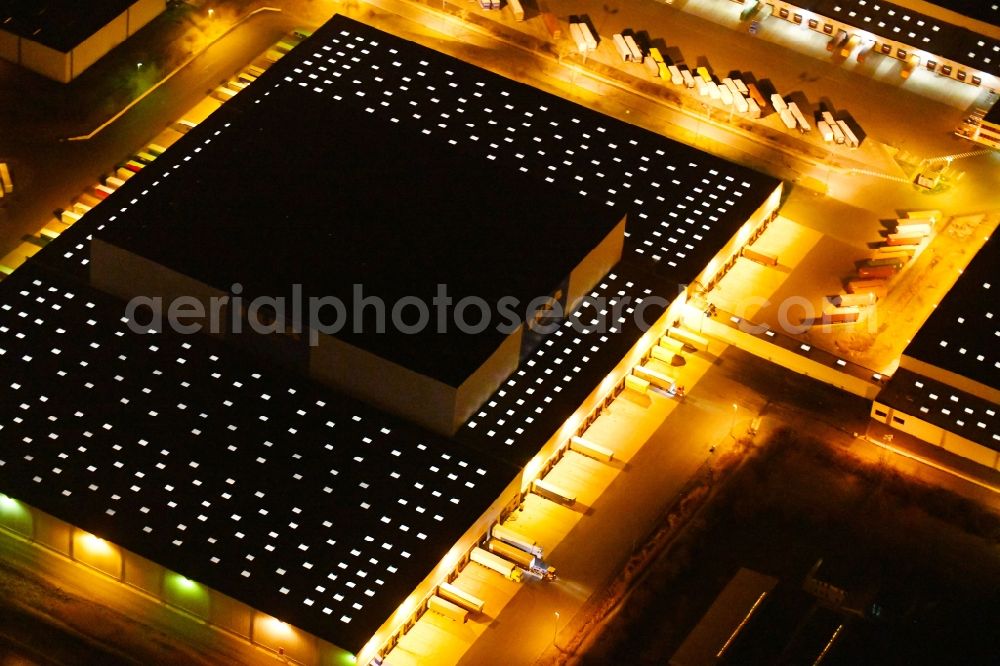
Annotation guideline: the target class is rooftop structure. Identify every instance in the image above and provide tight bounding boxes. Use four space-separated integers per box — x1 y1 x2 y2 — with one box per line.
0 0 164 81
769 0 1000 80
35 15 776 438
923 0 1000 27
901 231 998 397
0 0 137 51
873 230 999 466
877 368 998 451
0 264 518 653
4 14 782 662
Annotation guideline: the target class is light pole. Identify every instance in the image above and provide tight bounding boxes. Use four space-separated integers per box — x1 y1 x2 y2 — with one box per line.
729 402 738 438
553 611 560 647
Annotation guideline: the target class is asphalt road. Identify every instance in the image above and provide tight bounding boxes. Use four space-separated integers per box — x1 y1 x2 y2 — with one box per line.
0 8 298 260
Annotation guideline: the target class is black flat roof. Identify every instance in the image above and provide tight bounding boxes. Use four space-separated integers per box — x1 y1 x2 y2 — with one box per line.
37 16 776 387
985 100 1000 125
878 368 999 450
924 1 1000 27
93 89 621 386
456 263 670 466
800 0 1000 77
904 231 998 392
0 265 518 653
0 0 138 52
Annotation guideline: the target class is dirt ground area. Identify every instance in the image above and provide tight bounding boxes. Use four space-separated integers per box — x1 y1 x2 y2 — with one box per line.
580 428 1000 665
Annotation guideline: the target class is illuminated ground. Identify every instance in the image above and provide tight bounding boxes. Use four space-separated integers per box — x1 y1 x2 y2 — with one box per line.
579 427 1000 665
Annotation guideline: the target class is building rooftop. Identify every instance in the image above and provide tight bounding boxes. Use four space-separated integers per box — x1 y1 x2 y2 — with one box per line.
799 0 1000 78
878 368 999 450
923 1 1000 27
0 265 518 653
903 231 998 393
984 100 1000 125
456 264 669 466
37 15 776 294
0 0 138 52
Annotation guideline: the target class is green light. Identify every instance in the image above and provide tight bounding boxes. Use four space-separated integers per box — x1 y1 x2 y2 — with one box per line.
166 572 203 594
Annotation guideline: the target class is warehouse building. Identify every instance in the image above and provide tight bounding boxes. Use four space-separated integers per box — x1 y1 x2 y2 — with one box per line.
6 15 782 664
0 0 165 82
871 231 999 469
731 0 1000 88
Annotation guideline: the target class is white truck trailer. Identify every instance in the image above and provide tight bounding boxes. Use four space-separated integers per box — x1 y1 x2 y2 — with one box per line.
492 524 543 557
624 35 643 62
569 23 588 54
471 547 523 581
787 102 812 132
817 121 834 142
487 540 557 580
613 34 631 61
668 64 683 86
836 120 860 147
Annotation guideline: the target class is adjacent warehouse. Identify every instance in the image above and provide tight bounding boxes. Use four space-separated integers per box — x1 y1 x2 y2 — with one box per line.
871 231 999 469
0 0 165 82
732 0 1000 88
5 15 782 665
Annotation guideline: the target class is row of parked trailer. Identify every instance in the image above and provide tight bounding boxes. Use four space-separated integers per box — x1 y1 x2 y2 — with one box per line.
570 18 599 54
603 27 863 146
0 33 297 282
828 210 941 323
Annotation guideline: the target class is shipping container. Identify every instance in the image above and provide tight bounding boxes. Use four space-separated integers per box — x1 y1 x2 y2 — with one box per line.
508 0 524 21
770 93 788 112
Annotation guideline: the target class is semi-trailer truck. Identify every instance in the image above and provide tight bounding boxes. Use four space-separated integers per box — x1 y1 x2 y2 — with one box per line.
624 35 643 62
668 65 683 85
858 263 901 278
492 524 543 557
787 102 812 132
569 23 588 54
613 34 631 61
817 121 834 142
830 292 876 307
837 120 860 147
470 547 523 581
487 539 557 580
